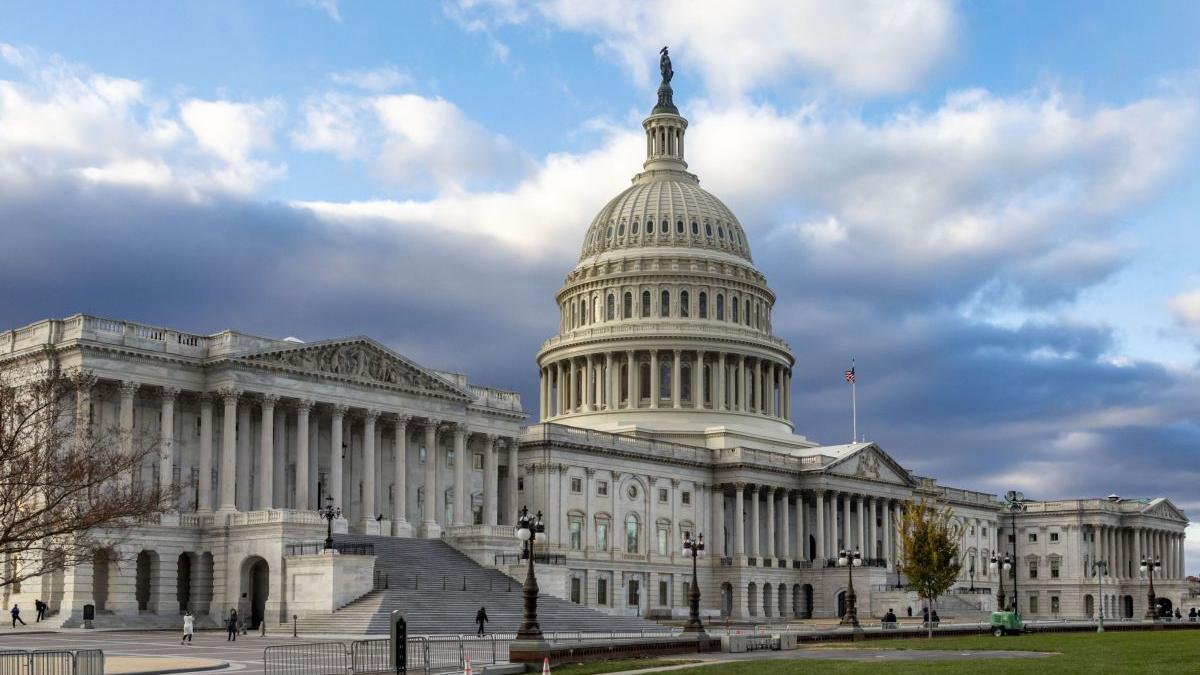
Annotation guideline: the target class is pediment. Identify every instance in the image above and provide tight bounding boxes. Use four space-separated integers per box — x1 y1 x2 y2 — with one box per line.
234 338 471 400
1141 498 1188 523
825 444 914 486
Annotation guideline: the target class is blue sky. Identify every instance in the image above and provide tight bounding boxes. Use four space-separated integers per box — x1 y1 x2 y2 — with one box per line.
2 1 1198 571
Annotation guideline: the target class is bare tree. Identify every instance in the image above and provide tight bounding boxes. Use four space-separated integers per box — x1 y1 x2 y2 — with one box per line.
0 361 175 590
895 497 963 638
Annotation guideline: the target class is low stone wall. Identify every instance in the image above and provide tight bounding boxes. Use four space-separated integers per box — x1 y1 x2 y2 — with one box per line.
285 551 375 614
510 635 719 666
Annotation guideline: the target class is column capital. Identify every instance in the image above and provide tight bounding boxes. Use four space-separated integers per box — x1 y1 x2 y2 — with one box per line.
746 483 758 495
260 393 280 408
362 408 380 422
216 387 242 404
331 403 349 418
295 399 315 413
734 482 747 492
69 369 99 391
670 478 680 488
119 380 141 398
159 386 182 402
392 413 412 427
673 348 681 356
585 467 596 476
197 392 213 406
763 485 775 495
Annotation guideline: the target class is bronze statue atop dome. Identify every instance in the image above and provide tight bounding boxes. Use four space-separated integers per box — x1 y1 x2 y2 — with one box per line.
653 47 678 114
659 46 673 85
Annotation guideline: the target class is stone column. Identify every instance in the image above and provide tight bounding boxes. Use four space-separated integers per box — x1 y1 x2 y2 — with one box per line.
815 492 826 561
750 486 761 560
361 410 378 530
256 395 277 510
839 493 850 552
584 354 595 410
780 490 790 562
217 388 240 513
733 483 745 558
626 350 636 408
555 362 564 415
672 349 682 408
392 415 412 535
197 394 213 513
605 353 615 410
308 414 319 509
693 351 704 408
766 363 775 416
453 424 467 526
159 387 179 506
753 360 762 413
796 492 806 561
330 405 346 509
295 400 312 512
717 353 726 411
736 355 746 411
854 495 865 553
274 404 287 508
650 350 660 408
567 359 577 412
236 403 252 510
1132 526 1142 576
118 381 139 488
884 501 893 570
420 419 441 538
765 487 776 560
712 485 725 557
484 434 498 526
507 438 519 525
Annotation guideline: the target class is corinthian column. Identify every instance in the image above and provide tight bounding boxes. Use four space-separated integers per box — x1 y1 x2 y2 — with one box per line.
257 394 278 511
650 350 660 408
361 410 378 530
420 419 441 538
392 415 412 536
452 424 467 526
672 349 682 408
295 400 313 511
506 438 519 524
197 394 213 513
765 487 776 560
330 405 347 510
483 434 498 526
216 388 240 513
733 483 746 558
159 387 180 507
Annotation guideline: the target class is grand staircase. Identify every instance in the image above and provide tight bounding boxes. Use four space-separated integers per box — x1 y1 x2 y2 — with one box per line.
289 535 662 635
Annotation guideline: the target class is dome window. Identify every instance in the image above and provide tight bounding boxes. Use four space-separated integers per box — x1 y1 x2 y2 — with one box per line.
660 290 670 317
632 221 639 235
641 290 651 317
618 223 625 236
705 223 713 237
680 290 690 318
691 221 699 235
607 226 613 239
661 219 669 234
623 292 633 319
716 294 725 320
699 292 708 319
606 294 615 321
676 220 684 234
717 226 725 240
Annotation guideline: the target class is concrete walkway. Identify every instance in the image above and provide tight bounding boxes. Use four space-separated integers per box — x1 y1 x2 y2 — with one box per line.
105 656 229 674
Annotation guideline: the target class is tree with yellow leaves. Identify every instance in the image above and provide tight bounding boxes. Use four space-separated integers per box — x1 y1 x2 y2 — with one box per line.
895 497 963 638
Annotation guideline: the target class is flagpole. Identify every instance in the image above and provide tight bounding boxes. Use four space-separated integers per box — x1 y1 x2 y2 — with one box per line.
851 359 857 443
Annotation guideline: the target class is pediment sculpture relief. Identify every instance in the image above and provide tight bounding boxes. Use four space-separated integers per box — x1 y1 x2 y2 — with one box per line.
855 450 881 480
244 342 444 391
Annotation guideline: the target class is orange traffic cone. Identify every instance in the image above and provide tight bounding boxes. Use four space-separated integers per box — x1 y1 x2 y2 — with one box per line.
542 656 551 674
463 655 472 675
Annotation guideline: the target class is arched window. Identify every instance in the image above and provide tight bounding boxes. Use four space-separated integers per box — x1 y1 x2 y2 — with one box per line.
732 297 739 323
681 363 691 401
705 222 713 237
661 219 669 234
641 291 651 317
718 226 725 240
676 220 684 234
580 299 588 325
606 294 615 321
620 363 629 402
680 290 690 318
660 290 670 317
660 362 670 399
623 292 633 319
691 221 699 235
626 514 640 553
607 225 613 238
618 222 625 236
744 299 751 325
631 221 639 235
699 292 707 318
716 294 724 320
640 363 651 399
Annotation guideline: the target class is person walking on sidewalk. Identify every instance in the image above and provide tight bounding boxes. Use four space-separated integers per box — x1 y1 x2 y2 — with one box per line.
10 604 26 628
226 609 239 641
475 606 489 636
34 599 46 622
182 610 195 645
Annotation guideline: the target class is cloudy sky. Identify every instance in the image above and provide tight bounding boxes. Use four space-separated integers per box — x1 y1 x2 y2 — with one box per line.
3 1 1198 570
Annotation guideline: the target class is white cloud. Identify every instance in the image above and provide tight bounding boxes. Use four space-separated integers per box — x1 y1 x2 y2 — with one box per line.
1168 289 1200 329
453 0 957 96
329 66 414 92
298 0 341 22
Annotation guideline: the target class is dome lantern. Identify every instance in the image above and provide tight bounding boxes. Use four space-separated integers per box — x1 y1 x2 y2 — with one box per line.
642 46 688 174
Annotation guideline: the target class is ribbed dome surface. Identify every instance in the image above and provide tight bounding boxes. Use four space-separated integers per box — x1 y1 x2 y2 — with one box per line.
579 175 752 263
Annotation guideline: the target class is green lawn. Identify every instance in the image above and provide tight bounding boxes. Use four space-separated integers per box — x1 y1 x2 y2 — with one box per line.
681 630 1200 674
550 658 695 675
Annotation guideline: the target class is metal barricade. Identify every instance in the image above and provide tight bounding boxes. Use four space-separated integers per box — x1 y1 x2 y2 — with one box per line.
29 650 74 675
459 636 500 670
71 650 104 675
1 650 29 674
263 642 348 675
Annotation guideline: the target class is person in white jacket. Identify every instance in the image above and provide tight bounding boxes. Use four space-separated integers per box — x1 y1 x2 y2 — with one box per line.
181 611 194 645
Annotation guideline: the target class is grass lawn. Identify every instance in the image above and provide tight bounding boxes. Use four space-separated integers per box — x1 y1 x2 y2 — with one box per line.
551 658 696 674
682 630 1200 674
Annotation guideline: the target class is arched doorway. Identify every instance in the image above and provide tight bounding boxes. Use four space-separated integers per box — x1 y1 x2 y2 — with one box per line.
176 553 193 614
808 535 816 561
242 556 270 629
135 550 159 612
1123 595 1133 619
92 549 114 612
720 583 733 618
747 583 758 617
1085 594 1094 618
836 590 846 618
802 584 814 619
1155 597 1172 618
762 583 773 617
778 584 787 618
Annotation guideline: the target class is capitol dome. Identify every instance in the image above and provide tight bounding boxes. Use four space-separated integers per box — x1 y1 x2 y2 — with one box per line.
536 50 798 443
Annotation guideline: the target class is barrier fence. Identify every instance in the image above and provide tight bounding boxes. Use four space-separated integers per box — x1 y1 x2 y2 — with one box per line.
0 649 104 675
266 636 510 675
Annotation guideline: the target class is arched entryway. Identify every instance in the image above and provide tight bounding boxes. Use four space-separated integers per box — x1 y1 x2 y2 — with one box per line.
836 590 847 618
135 550 160 613
1155 597 1172 618
92 549 115 612
1123 595 1133 619
1085 594 1094 618
808 535 816 560
747 583 758 617
802 584 814 618
176 553 193 614
762 583 773 617
720 582 733 617
242 556 270 629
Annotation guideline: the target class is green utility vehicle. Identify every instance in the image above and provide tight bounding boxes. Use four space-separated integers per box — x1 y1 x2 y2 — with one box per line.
989 611 1024 636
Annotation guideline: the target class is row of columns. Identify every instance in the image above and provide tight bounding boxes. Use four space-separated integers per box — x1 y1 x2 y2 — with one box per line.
91 378 520 535
1095 525 1186 580
712 485 901 571
540 350 791 421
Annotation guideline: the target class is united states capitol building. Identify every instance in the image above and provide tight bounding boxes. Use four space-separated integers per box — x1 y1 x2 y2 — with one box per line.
1 56 1190 630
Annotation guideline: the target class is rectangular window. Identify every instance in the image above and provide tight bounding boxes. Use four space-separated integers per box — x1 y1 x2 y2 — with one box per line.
597 578 608 605
570 520 582 551
658 488 668 503
472 453 483 470
517 477 524 492
627 580 640 607
1050 532 1059 542
657 527 668 556
1028 560 1038 579
597 480 609 496
1029 596 1039 614
1050 559 1060 579
596 522 609 551
1028 533 1037 543
570 577 581 604
982 526 988 537
681 491 691 505
571 477 583 493
658 580 668 606
1051 596 1060 614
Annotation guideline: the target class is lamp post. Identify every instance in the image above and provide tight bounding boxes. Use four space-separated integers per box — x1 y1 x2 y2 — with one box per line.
1141 555 1161 621
968 566 976 592
1091 559 1108 633
838 548 862 627
681 532 706 634
1003 491 1027 614
515 506 546 640
319 496 342 551
990 552 1012 611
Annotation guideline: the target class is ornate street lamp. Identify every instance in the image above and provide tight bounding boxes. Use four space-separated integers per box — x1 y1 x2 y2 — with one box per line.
990 552 1012 611
1091 559 1108 633
515 506 546 640
1140 555 1161 621
681 532 706 634
1003 491 1027 613
837 548 862 627
319 495 342 551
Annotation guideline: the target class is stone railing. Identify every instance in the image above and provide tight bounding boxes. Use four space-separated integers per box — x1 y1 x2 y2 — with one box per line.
466 384 523 412
445 524 516 539
223 509 327 527
0 314 281 359
538 320 793 353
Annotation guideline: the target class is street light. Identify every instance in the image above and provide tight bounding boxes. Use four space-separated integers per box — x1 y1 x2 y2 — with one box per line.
319 496 342 551
681 532 706 634
1140 555 1161 621
990 552 1012 611
837 548 863 627
1091 559 1108 633
1003 491 1027 614
515 506 546 640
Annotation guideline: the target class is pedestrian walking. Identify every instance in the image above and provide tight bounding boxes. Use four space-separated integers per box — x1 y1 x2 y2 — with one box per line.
475 606 489 636
34 599 46 622
182 610 194 645
226 609 239 641
10 604 26 628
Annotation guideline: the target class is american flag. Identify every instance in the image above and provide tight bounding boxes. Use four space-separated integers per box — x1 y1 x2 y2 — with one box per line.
844 367 855 383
